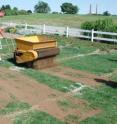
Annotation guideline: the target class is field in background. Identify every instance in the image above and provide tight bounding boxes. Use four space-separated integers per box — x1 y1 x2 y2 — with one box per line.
0 14 117 28
0 35 117 124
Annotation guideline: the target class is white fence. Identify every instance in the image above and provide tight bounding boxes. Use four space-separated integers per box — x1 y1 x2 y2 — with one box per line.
0 22 117 43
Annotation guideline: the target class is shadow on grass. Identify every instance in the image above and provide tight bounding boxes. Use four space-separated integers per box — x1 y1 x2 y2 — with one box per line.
7 58 28 68
95 78 117 88
107 58 117 62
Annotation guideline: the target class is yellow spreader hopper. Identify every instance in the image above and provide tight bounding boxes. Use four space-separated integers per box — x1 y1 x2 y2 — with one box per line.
14 35 59 69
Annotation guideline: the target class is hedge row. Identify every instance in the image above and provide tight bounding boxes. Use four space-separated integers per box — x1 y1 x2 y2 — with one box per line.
81 19 117 39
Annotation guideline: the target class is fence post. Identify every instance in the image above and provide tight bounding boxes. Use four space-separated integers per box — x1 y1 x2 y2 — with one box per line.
91 29 94 42
43 24 46 34
25 23 28 30
0 38 2 50
0 38 2 61
66 27 69 38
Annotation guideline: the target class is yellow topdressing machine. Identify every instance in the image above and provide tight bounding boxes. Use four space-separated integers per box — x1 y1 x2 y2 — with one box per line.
14 35 59 69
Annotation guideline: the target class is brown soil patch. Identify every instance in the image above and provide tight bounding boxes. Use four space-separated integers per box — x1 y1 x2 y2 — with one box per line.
0 67 62 106
42 66 108 87
0 67 101 123
0 117 12 124
79 109 101 121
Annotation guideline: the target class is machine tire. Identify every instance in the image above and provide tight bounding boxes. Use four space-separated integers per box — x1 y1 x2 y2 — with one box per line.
13 52 16 64
27 61 33 68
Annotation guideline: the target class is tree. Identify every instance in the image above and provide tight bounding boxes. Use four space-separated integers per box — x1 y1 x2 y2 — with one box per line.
18 10 28 15
103 11 111 16
1 5 5 10
34 1 51 13
61 3 79 14
27 10 32 14
5 5 11 10
13 7 18 11
1 4 11 10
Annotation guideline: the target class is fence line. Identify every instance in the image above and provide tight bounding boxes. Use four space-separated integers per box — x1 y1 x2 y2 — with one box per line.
0 22 117 43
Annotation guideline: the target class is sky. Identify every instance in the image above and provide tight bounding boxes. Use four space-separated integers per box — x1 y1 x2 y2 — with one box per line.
0 0 117 15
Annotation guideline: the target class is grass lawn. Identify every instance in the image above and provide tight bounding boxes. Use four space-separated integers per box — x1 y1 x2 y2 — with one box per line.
78 85 117 124
0 101 31 115
110 71 117 82
0 36 117 124
1 14 117 28
0 102 65 124
0 38 15 55
61 53 117 75
14 110 65 124
23 69 80 92
53 36 117 51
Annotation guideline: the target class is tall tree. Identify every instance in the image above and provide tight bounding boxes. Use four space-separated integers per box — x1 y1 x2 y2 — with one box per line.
103 11 111 16
1 4 11 10
61 3 79 14
27 10 32 14
34 1 51 13
5 5 11 10
13 7 18 11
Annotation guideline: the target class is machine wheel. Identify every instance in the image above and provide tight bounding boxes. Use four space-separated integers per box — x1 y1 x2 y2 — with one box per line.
13 52 16 64
27 61 33 68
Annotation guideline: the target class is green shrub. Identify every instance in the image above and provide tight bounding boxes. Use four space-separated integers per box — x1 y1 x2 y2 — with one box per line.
81 21 94 30
4 9 18 16
5 27 17 33
81 19 117 39
81 21 95 36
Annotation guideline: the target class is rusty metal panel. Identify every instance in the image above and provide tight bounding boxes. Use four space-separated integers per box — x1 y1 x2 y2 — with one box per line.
37 48 60 59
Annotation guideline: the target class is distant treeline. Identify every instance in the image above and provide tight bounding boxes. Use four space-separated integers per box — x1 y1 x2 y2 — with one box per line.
0 5 32 16
0 1 79 16
0 1 114 16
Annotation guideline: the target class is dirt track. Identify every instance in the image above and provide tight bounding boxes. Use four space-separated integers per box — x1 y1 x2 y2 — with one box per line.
42 66 108 87
0 118 12 124
0 67 101 124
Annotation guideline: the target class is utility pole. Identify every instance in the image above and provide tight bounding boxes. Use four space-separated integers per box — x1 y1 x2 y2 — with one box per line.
96 4 98 15
89 4 92 15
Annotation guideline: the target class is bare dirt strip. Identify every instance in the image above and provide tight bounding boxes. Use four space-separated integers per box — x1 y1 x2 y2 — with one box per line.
42 66 108 87
0 118 12 124
0 67 101 124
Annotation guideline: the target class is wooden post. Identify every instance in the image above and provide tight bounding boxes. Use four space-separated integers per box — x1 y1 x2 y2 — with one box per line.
25 23 28 30
66 26 69 38
43 24 46 34
0 38 2 50
91 29 94 42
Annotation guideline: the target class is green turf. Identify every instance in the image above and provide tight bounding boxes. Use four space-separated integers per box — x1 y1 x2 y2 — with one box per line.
53 36 117 51
110 71 117 82
61 53 117 75
1 14 117 28
58 99 80 110
77 85 117 124
14 110 65 124
0 35 117 124
0 101 31 115
0 60 15 67
58 46 95 59
23 69 79 92
52 36 117 60
0 38 15 54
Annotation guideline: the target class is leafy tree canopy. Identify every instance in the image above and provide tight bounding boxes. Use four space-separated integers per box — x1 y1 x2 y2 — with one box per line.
34 1 51 13
61 3 79 14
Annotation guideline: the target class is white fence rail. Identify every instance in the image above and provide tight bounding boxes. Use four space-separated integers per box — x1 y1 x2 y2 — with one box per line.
0 22 117 43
